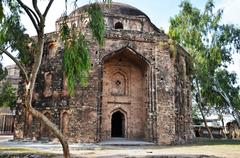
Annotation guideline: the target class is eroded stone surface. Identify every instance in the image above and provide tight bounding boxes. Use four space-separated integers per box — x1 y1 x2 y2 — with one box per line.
14 2 193 144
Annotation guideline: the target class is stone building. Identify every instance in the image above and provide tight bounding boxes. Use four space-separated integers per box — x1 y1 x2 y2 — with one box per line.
15 2 193 144
0 64 20 90
0 64 20 134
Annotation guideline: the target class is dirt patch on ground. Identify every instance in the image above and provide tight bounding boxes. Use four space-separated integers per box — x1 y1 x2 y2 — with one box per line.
0 153 220 158
0 153 61 158
0 137 239 158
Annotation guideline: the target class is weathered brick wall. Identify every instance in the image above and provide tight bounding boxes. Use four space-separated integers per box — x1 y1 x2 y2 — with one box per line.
101 47 148 140
173 47 193 143
14 2 193 144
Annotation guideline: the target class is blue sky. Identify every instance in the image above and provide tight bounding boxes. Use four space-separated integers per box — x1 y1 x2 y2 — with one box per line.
19 0 229 35
112 0 217 31
3 0 240 83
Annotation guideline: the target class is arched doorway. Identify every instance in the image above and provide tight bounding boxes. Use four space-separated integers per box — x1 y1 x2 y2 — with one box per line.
101 47 149 140
111 111 125 137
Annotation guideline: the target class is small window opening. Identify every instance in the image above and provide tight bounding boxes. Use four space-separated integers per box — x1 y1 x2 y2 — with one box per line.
115 22 123 29
115 80 121 86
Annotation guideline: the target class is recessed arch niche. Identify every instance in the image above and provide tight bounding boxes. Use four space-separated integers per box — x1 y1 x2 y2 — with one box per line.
101 47 149 140
111 71 128 96
61 111 69 136
40 112 52 139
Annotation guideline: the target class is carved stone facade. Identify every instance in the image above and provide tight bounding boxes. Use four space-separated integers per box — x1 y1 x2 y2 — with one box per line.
14 2 193 144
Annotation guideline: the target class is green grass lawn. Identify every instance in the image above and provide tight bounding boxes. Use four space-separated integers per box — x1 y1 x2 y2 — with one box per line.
0 147 58 158
0 138 239 158
192 138 240 145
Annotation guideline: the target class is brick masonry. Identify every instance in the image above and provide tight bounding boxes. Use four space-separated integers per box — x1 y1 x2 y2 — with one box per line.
14 2 193 144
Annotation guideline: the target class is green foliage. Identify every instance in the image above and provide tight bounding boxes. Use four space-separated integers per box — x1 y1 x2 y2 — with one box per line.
60 16 70 42
87 3 105 46
200 69 239 114
169 0 240 118
192 105 201 124
0 1 4 21
0 0 21 20
0 81 17 109
185 53 194 76
63 30 91 95
214 69 240 110
0 1 32 65
61 2 107 95
0 62 7 80
61 18 91 95
1 16 32 64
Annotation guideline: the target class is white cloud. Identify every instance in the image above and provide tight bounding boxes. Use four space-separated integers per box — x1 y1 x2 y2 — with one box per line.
216 0 240 84
218 0 240 25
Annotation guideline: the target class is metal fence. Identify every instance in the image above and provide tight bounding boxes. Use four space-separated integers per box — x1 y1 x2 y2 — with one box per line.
0 108 14 135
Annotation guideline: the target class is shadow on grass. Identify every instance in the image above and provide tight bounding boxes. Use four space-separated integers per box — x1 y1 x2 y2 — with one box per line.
188 138 240 146
0 147 60 158
0 153 58 158
108 138 240 149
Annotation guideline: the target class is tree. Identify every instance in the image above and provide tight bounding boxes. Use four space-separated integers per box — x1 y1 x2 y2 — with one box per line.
212 69 240 127
203 69 240 137
169 0 240 139
0 81 17 109
0 62 7 80
0 1 109 157
0 62 16 109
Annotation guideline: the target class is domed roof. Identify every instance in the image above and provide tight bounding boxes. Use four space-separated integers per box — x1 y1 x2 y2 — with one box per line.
103 2 148 17
62 2 161 33
69 2 150 20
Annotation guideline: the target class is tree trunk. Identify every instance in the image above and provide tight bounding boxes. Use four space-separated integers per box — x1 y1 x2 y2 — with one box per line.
197 103 214 139
223 100 240 127
219 113 227 138
213 85 240 127
8 1 70 157
196 80 213 139
24 31 70 158
28 107 70 158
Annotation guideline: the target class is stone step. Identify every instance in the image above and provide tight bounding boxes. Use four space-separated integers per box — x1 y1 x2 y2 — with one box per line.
99 138 155 146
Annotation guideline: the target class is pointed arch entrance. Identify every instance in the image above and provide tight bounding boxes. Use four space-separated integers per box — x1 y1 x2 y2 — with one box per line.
101 46 150 140
111 111 125 137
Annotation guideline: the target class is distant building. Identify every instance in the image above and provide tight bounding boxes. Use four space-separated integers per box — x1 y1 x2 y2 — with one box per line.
0 64 20 135
193 115 236 138
3 64 20 91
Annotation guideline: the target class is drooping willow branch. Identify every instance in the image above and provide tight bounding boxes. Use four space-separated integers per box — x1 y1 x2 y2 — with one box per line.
61 2 105 95
88 3 105 47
